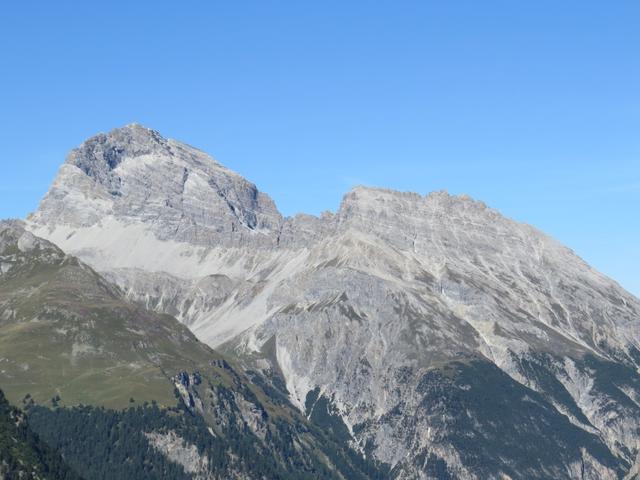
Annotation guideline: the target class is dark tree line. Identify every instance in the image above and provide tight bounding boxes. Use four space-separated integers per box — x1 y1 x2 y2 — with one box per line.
0 389 80 480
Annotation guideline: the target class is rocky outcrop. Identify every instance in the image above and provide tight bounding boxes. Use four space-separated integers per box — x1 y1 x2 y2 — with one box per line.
146 431 214 480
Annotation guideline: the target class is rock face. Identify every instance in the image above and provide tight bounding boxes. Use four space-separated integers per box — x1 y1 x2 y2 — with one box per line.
28 124 640 479
31 123 281 246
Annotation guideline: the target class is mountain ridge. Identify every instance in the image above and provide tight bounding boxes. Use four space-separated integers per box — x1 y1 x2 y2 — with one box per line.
20 124 640 479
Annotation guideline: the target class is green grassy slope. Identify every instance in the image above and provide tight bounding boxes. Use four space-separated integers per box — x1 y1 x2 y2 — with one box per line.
0 222 232 408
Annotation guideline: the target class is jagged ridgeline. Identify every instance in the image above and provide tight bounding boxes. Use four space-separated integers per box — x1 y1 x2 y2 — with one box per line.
5 124 640 479
0 222 387 479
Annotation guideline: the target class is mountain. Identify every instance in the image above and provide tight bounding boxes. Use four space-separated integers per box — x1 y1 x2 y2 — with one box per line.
0 220 386 479
24 124 640 479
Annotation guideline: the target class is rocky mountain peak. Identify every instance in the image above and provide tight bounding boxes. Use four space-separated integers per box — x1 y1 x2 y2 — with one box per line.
65 124 168 191
30 125 283 245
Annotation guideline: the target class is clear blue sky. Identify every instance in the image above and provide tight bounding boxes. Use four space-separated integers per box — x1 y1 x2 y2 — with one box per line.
0 1 638 296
